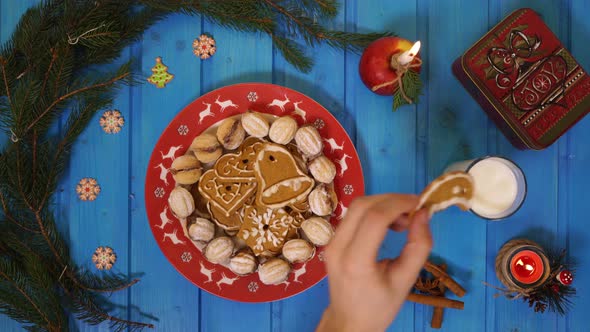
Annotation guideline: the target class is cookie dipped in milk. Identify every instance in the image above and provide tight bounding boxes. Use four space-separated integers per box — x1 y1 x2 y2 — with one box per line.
445 157 526 220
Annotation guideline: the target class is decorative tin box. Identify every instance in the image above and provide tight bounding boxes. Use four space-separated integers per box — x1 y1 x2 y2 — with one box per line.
453 8 590 150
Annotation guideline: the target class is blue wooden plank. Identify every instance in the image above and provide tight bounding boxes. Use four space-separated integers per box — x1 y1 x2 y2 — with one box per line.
198 21 273 332
485 1 565 332
270 6 346 332
129 14 202 331
424 0 489 331
344 0 420 331
63 57 135 331
564 1 590 331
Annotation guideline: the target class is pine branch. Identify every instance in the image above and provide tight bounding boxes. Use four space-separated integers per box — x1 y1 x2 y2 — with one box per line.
0 262 55 331
24 69 131 135
272 34 314 72
392 69 423 111
62 285 154 331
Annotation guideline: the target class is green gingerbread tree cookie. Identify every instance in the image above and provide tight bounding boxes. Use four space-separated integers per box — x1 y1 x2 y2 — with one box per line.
147 56 174 88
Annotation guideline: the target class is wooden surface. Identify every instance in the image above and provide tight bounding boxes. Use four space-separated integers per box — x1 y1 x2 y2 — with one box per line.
1 0 589 331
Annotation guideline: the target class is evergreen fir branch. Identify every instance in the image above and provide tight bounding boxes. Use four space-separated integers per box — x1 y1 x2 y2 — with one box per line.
392 69 423 111
303 0 339 18
63 285 154 331
322 30 393 52
0 192 39 234
75 269 140 294
0 259 56 331
272 34 314 72
138 0 389 72
23 64 132 137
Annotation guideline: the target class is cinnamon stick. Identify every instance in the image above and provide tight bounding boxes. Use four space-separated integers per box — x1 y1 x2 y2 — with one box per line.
407 293 464 310
431 264 447 329
424 261 466 297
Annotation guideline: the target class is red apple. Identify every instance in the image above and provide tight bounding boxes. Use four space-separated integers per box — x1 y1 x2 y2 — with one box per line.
359 37 421 96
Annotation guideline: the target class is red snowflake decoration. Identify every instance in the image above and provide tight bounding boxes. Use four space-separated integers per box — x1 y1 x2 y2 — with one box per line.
192 34 216 59
76 178 101 201
99 110 125 134
92 246 117 270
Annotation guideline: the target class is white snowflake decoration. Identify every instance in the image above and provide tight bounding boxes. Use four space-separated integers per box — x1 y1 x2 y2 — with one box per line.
99 110 125 134
177 124 189 136
181 252 192 263
248 281 259 292
318 251 326 262
154 187 165 198
192 34 216 60
247 91 258 102
313 119 325 130
343 184 354 195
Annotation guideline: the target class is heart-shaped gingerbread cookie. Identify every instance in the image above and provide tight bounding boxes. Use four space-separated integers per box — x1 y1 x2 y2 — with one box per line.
214 137 266 182
198 169 257 217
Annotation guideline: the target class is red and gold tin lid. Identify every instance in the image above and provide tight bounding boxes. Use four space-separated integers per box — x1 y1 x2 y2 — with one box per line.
453 8 590 150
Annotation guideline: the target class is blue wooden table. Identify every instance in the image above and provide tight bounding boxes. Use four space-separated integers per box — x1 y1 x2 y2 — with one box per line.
1 0 589 331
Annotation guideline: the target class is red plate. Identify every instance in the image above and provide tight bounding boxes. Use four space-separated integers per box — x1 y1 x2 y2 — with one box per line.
145 83 364 302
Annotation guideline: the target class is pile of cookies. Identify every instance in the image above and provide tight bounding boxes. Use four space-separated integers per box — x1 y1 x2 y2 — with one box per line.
166 111 338 285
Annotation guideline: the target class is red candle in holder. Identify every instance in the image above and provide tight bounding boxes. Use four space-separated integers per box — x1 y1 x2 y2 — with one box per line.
509 250 544 284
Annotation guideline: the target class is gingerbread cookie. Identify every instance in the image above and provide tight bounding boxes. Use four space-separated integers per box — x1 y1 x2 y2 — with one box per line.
289 195 311 213
286 210 305 240
254 143 315 209
237 205 293 256
190 184 211 219
214 137 266 182
208 202 243 232
415 171 474 215
198 169 257 217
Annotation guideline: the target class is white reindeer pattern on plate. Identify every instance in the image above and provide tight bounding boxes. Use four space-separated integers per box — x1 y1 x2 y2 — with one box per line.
163 229 185 245
336 153 351 177
267 94 290 112
215 96 238 113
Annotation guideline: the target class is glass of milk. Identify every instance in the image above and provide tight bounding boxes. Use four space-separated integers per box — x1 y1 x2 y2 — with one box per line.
445 156 527 220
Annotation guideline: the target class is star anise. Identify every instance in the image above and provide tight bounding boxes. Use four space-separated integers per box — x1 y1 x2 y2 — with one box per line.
415 277 443 296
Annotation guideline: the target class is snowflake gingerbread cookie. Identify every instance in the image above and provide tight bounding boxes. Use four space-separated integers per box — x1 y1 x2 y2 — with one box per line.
76 178 101 201
237 205 293 256
192 34 216 60
99 110 125 134
92 246 117 270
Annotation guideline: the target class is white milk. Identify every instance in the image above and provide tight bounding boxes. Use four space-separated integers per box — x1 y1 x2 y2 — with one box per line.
445 156 526 220
468 158 518 218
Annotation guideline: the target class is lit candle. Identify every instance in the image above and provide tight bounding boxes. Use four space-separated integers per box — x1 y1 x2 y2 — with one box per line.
397 40 421 66
509 250 544 284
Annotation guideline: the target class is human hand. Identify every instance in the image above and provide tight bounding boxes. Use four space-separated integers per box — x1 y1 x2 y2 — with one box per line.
316 194 432 332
